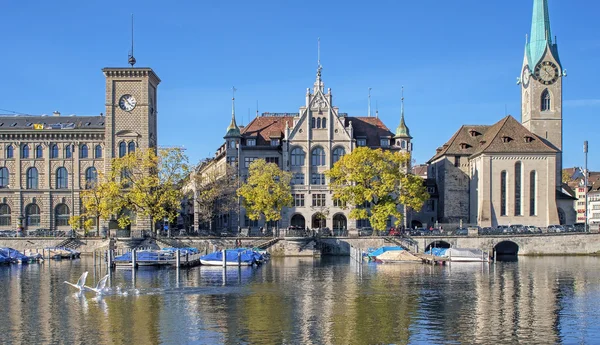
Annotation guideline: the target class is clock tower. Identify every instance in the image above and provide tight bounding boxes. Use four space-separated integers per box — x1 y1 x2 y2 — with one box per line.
520 0 563 187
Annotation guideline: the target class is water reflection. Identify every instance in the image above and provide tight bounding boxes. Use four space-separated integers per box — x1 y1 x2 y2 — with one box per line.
1 256 600 344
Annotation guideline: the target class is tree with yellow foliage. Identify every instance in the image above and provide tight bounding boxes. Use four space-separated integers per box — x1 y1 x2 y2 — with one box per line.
326 147 429 232
237 159 293 229
77 171 123 236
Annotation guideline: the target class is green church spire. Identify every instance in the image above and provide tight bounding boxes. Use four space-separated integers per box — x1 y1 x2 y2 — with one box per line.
526 0 561 70
395 87 411 139
224 87 241 138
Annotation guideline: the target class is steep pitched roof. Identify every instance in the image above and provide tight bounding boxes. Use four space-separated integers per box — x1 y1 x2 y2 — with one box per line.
428 125 490 162
471 116 557 156
241 116 294 146
346 117 394 147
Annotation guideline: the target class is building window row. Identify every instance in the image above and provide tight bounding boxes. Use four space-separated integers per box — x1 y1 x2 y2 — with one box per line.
265 157 279 166
311 117 327 129
22 166 98 190
500 163 537 217
311 147 326 166
312 194 326 207
118 141 136 158
293 194 305 207
333 198 346 208
6 144 103 159
292 173 305 185
311 173 325 185
244 157 257 168
0 204 10 226
357 138 367 147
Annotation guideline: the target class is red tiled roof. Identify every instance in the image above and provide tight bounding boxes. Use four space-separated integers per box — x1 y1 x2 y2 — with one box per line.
345 117 394 146
241 116 294 146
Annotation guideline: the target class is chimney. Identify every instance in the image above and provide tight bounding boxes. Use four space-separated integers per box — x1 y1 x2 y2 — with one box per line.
53 111 60 117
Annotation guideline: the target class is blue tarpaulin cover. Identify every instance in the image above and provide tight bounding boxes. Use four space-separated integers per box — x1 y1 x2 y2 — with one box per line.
368 246 404 257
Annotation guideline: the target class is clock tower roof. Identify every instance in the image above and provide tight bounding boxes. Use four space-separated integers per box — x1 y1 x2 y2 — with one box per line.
394 87 411 139
526 0 562 71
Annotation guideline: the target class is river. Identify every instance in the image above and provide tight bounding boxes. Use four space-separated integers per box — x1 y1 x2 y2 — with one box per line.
1 256 599 344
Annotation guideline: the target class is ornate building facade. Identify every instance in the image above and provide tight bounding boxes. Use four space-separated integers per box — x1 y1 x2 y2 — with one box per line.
426 0 576 228
0 67 160 232
193 66 412 233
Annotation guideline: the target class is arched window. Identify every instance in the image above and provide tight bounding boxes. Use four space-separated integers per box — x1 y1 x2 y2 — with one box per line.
25 204 40 227
80 144 88 158
530 170 537 216
26 168 38 189
56 167 68 189
500 170 507 216
36 145 43 159
322 118 327 128
65 145 72 159
85 167 98 188
95 145 102 159
51 144 58 158
332 147 345 164
22 145 29 159
401 140 406 149
0 167 8 188
311 147 325 166
291 148 305 167
119 142 127 157
0 204 10 226
316 118 321 129
128 141 136 153
6 145 13 159
311 117 316 129
514 162 522 216
55 204 70 227
541 89 551 111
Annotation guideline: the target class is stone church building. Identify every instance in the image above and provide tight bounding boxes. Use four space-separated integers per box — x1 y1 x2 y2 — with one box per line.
0 66 160 233
424 0 576 228
192 66 413 234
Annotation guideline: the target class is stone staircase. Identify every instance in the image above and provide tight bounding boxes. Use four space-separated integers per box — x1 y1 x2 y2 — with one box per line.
250 238 280 250
384 236 419 253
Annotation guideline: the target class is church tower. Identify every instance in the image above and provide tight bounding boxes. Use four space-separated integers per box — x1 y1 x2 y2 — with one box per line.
520 0 564 187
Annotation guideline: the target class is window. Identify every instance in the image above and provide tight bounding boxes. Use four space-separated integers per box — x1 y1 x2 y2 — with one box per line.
244 157 257 168
226 156 237 167
291 148 305 166
454 156 460 167
229 140 236 149
311 117 316 128
25 204 40 227
500 170 507 216
55 204 70 227
26 168 38 189
426 199 435 212
322 118 326 128
0 204 10 226
0 167 8 188
530 170 536 216
380 139 389 147
332 147 345 164
51 144 59 158
119 142 126 157
541 89 551 111
312 194 326 207
121 168 132 188
5 145 13 159
265 157 279 166
401 140 406 149
357 139 366 147
80 144 88 158
515 162 522 216
292 173 305 185
333 198 346 208
311 173 325 185
316 118 321 128
293 194 305 207
270 139 280 146
357 219 371 228
22 145 29 159
246 139 256 146
85 167 98 188
128 141 136 153
311 147 325 166
36 145 43 159
65 145 72 159
95 145 102 158
56 167 68 189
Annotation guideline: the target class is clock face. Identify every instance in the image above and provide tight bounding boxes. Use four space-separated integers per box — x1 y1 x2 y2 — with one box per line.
119 94 137 112
522 65 531 89
534 61 559 85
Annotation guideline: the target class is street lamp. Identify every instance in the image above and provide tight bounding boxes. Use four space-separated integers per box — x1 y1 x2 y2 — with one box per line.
584 141 589 232
70 143 75 238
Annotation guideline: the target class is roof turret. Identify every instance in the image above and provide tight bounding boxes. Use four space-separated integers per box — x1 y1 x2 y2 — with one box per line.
224 87 241 138
395 87 411 139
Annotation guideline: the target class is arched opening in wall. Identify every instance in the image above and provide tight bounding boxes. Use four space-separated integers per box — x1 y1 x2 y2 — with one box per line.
332 213 347 235
290 214 305 229
411 220 423 229
425 240 451 253
494 240 519 261
558 208 566 225
312 212 327 229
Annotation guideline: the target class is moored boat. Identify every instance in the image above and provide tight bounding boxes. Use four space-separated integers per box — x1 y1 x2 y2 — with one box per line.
200 248 262 266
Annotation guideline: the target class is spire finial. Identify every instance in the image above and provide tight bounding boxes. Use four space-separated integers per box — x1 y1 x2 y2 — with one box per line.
231 86 237 117
375 100 379 118
368 88 372 117
401 86 405 121
128 14 136 67
256 100 259 118
225 86 240 138
318 37 321 69
314 37 323 91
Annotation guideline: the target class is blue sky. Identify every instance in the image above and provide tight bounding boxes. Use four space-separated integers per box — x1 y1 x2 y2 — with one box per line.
1 0 599 170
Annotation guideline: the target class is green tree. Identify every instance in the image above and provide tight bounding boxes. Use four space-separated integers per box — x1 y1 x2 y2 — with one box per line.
79 171 123 236
237 159 293 227
194 164 239 232
562 170 571 184
326 147 429 231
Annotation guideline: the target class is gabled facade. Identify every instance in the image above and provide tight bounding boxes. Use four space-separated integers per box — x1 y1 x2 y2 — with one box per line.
193 66 412 233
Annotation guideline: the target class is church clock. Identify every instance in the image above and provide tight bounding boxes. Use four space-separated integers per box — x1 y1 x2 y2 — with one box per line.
534 61 559 85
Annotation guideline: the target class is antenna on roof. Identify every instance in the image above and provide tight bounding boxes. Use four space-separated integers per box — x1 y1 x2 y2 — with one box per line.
256 100 259 118
368 88 372 117
128 14 136 67
375 100 379 118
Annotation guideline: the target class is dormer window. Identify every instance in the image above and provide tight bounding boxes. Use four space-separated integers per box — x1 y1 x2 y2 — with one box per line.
246 139 256 147
270 139 280 147
380 139 389 147
469 129 480 137
479 140 486 146
357 139 367 147
459 143 471 150
524 136 535 143
501 136 513 143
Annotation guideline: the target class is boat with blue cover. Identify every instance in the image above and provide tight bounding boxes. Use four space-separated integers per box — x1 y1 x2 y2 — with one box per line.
0 247 35 263
200 248 263 266
114 250 175 266
45 247 81 260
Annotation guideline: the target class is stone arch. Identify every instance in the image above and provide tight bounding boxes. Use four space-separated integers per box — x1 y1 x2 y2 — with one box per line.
290 214 305 228
312 212 327 229
332 213 347 233
411 220 423 229
425 240 451 252
494 240 519 261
